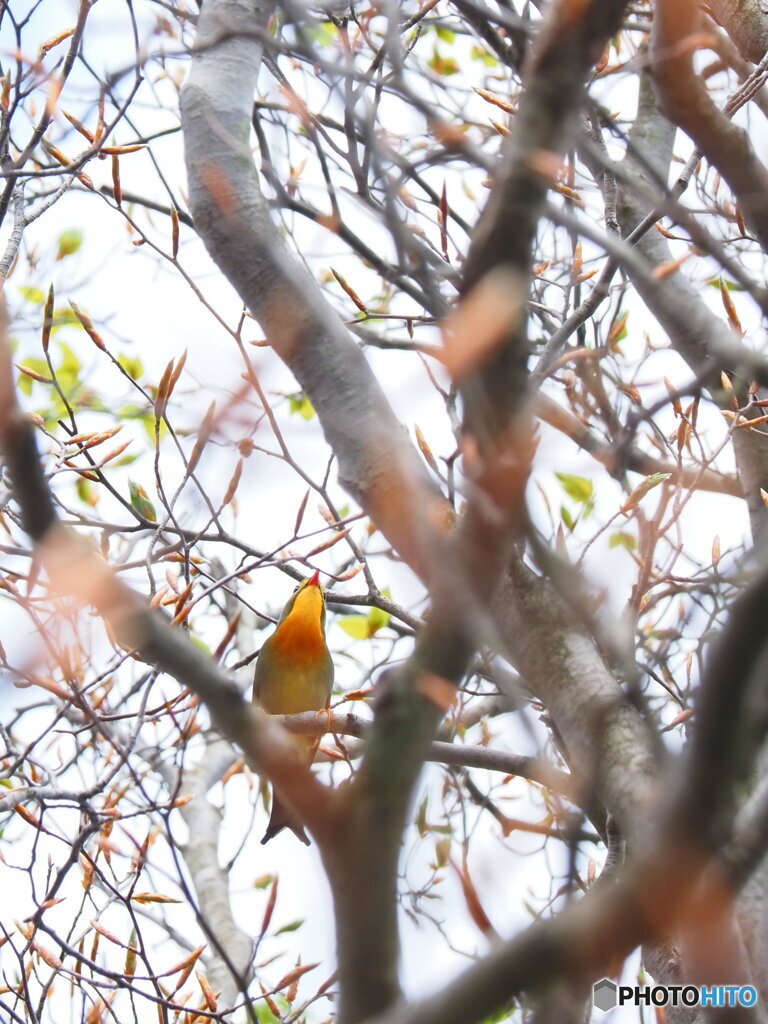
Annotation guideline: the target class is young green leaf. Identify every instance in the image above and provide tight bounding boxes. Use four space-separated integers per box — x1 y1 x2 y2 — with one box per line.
274 919 304 935
128 480 157 522
338 615 370 640
288 393 315 420
118 354 144 379
555 472 593 503
56 229 83 260
609 531 636 551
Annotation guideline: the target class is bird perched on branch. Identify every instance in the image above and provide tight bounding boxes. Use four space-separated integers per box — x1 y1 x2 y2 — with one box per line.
253 569 334 844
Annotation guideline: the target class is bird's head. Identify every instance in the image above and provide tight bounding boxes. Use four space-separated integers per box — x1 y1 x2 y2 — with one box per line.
278 568 327 627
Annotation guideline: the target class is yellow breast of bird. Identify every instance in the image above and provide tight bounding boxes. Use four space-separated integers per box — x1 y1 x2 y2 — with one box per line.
257 587 332 716
272 588 326 658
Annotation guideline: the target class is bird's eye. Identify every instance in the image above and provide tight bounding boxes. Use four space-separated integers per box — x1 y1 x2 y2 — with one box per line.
293 585 300 593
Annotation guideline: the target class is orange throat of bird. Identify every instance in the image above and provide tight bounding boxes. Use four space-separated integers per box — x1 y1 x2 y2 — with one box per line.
271 587 326 659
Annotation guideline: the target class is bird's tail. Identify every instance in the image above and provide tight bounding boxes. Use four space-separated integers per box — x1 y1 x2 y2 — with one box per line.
261 793 311 845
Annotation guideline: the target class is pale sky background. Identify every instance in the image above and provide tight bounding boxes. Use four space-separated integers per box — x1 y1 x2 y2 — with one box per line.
0 1 760 1021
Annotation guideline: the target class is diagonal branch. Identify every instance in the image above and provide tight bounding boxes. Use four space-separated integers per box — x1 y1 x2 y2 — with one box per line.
652 0 768 250
180 0 446 588
616 65 768 543
359 558 768 1024
177 5 671 1022
0 303 338 860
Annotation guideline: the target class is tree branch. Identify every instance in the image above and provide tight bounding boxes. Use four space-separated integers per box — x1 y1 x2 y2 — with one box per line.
180 0 446 588
0 303 338 864
652 0 768 249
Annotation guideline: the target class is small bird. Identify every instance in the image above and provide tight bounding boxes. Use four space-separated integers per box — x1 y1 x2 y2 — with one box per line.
253 569 334 844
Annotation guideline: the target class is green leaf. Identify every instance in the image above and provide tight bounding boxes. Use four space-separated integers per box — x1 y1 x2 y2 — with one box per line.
76 477 97 507
305 21 336 46
436 26 455 42
368 589 391 634
288 393 315 420
118 403 165 441
118 403 151 420
338 615 370 640
56 342 81 394
428 46 460 75
560 504 575 531
621 473 671 514
19 286 44 304
609 531 636 551
708 277 744 292
253 874 274 890
479 1003 516 1023
255 1002 280 1024
20 357 49 376
470 44 499 66
555 472 593 503
17 356 50 395
645 472 671 487
118 354 144 379
415 795 428 837
56 229 83 260
128 480 157 522
368 605 390 633
50 307 80 335
142 413 167 441
274 919 303 935
338 593 391 640
58 342 80 373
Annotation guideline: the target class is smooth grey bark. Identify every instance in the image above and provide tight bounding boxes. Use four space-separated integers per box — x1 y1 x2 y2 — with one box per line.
178 740 255 1011
615 63 768 1016
178 0 668 1018
459 0 633 441
644 4 768 544
181 8 481 1019
176 0 742 907
358 558 768 1024
180 0 445 589
176 3 719 1024
653 2 768 253
732 761 768 1004
709 0 768 63
494 559 658 844
617 68 768 544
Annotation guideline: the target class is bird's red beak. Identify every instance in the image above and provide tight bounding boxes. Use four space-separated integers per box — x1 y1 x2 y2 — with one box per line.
307 569 322 588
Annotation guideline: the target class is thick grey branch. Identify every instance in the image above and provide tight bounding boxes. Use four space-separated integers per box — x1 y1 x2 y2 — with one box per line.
495 560 657 844
180 0 445 586
178 740 254 1011
277 709 578 799
708 0 768 64
652 1 768 250
616 67 768 542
